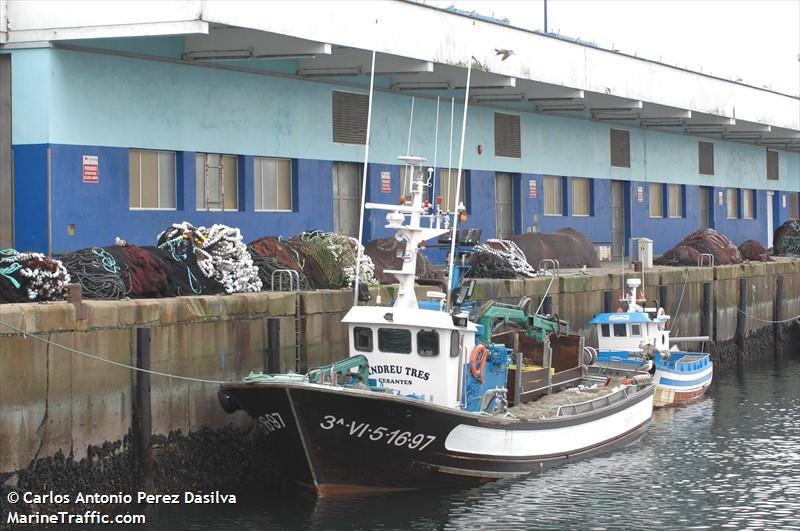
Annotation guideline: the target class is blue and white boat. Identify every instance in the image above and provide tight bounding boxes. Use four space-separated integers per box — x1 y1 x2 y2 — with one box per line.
589 278 713 408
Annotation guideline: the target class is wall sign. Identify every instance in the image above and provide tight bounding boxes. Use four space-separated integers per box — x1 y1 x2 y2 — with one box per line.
636 186 644 203
528 179 537 199
380 171 391 193
82 155 98 183
718 191 724 206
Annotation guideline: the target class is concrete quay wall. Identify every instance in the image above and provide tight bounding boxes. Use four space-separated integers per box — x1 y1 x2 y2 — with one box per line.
1 259 798 478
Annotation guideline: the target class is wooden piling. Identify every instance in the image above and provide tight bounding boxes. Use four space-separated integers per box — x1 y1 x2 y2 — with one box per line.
134 327 153 494
542 295 553 316
774 275 784 357
659 285 668 313
735 278 748 362
700 282 711 341
266 318 281 374
603 290 614 313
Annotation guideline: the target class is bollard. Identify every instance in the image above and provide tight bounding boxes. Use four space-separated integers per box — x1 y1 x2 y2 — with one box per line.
67 284 86 321
266 318 281 374
134 327 153 494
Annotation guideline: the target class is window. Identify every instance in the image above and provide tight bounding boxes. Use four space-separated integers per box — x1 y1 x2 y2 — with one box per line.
631 324 641 337
378 328 411 354
613 323 627 337
353 327 373 352
726 188 738 219
450 331 460 357
572 177 591 216
649 183 664 218
610 129 630 168
440 168 466 212
494 112 521 158
668 184 683 218
767 150 778 181
742 189 754 219
417 330 439 357
601 324 610 337
254 157 292 211
196 153 238 211
790 192 799 219
699 141 714 175
332 90 368 145
129 150 176 209
544 175 563 216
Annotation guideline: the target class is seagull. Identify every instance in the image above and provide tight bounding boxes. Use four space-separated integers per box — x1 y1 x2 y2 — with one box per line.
494 48 514 61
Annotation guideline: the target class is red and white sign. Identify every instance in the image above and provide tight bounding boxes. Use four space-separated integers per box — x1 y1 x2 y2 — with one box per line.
380 171 391 193
636 186 644 203
528 179 536 199
718 191 724 206
82 155 99 183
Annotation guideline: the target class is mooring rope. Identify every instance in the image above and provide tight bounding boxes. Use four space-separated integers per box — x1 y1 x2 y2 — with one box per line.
715 293 800 324
0 318 225 384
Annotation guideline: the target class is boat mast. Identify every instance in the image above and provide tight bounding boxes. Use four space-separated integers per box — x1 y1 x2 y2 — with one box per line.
352 50 377 306
445 58 473 310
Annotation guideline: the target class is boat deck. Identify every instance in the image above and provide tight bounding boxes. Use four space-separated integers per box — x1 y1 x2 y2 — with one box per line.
509 376 629 420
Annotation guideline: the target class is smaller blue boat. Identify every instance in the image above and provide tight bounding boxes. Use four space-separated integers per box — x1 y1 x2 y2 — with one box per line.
589 278 713 408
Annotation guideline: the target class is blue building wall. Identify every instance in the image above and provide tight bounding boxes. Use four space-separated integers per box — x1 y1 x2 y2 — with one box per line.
8 47 800 255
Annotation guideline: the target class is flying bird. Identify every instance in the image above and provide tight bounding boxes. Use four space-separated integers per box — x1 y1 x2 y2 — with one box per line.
494 48 514 61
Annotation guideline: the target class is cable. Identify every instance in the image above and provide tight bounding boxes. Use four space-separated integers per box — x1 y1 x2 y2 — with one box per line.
0 318 225 384
715 294 800 324
668 267 689 335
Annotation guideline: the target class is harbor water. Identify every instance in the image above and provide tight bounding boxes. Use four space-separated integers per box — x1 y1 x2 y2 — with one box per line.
146 352 800 531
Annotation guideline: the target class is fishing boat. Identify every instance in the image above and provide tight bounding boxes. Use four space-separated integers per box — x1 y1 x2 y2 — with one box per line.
589 278 713 408
218 155 654 496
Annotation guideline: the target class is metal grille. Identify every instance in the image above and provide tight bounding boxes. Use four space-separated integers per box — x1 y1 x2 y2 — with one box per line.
332 90 368 145
767 149 779 180
699 141 714 175
610 129 630 168
494 113 521 158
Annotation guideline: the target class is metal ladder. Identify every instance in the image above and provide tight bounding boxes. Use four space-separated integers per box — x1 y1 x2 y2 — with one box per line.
271 269 302 372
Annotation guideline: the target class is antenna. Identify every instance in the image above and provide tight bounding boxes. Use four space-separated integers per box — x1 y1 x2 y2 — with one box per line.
446 58 473 310
431 96 441 207
352 50 377 306
403 97 416 196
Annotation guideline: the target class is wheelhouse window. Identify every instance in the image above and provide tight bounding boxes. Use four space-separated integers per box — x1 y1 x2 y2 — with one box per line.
417 330 439 357
196 153 238 211
378 328 412 354
353 327 373 352
613 324 627 337
544 175 563 216
129 149 176 209
631 324 641 336
254 157 292 211
601 324 610 337
450 331 460 357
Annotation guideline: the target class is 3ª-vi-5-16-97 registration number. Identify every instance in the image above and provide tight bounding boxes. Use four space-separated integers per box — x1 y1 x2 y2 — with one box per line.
319 415 436 451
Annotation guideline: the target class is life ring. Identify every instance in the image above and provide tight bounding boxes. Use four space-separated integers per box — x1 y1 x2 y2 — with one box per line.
470 344 489 383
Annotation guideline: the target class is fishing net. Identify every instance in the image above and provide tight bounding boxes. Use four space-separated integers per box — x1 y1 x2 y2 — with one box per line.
469 239 537 279
285 231 377 289
56 247 131 300
0 248 71 303
774 219 800 257
247 237 309 290
655 228 741 266
364 238 440 284
157 222 261 294
738 240 770 261
510 228 599 269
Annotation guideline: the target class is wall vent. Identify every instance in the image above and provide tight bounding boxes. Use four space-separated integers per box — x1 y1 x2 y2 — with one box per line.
494 112 521 158
332 90 368 145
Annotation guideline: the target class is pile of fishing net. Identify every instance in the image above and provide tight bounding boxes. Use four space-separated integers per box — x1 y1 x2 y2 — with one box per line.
468 239 537 279
510 228 599 269
56 243 222 299
654 228 741 266
0 248 71 303
738 240 771 261
773 219 800 257
364 238 440 284
247 237 309 291
158 222 261 294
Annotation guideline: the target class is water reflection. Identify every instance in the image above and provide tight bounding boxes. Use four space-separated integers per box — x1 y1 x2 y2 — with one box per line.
148 355 800 530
